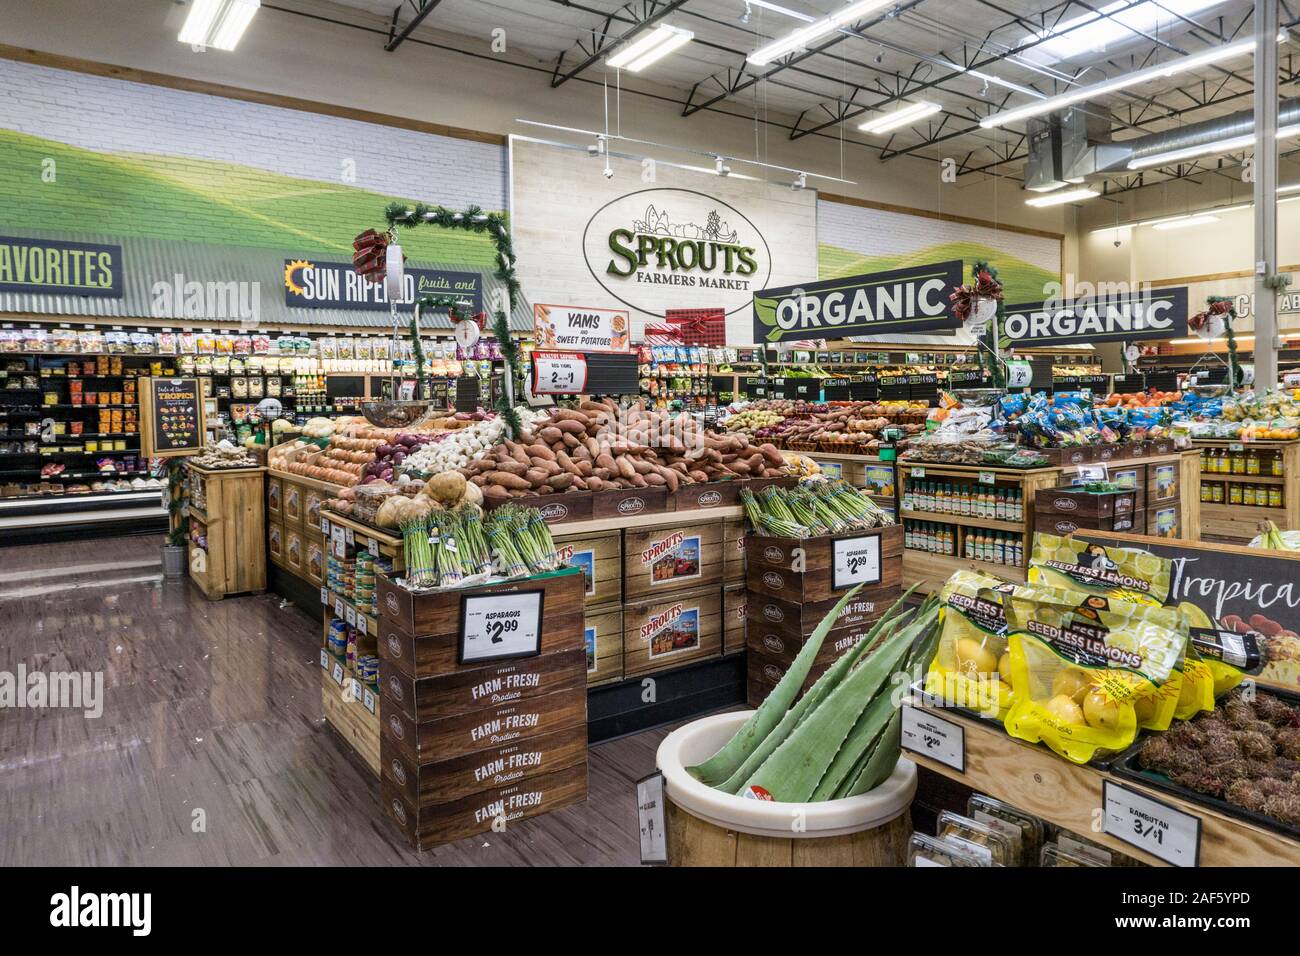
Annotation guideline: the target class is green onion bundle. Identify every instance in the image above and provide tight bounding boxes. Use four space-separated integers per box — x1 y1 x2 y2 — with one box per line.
741 488 809 537
742 479 893 538
401 517 438 588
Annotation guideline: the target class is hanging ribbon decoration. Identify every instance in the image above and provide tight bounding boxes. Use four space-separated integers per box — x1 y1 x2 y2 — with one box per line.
950 261 1006 389
1189 296 1242 388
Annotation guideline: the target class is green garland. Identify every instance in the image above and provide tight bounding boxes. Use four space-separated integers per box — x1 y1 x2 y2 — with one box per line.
1208 295 1243 389
969 260 1007 390
384 202 523 434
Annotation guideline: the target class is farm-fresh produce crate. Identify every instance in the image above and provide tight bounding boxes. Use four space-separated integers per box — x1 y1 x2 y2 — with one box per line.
1030 446 1097 467
551 527 621 607
584 604 623 687
1033 486 1136 519
591 485 668 519
743 588 890 645
1106 465 1148 511
723 583 746 655
671 480 741 511
743 524 903 604
1147 461 1180 502
624 519 725 600
623 585 723 678
1036 508 1143 536
486 491 593 525
1146 502 1181 538
723 516 747 583
381 761 588 851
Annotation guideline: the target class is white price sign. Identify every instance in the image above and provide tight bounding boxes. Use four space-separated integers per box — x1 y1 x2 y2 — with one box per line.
319 648 329 669
320 586 328 605
533 303 629 353
362 687 376 714
831 534 882 590
532 351 589 395
460 589 544 663
979 471 996 485
345 605 357 628
330 525 346 559
331 662 344 686
900 703 965 772
637 772 668 865
1102 781 1201 866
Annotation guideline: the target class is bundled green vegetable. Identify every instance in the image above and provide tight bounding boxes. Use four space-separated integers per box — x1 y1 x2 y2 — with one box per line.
399 502 561 589
687 587 940 802
741 478 893 538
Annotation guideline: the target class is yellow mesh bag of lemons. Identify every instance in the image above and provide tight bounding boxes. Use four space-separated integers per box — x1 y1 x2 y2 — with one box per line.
925 570 1017 720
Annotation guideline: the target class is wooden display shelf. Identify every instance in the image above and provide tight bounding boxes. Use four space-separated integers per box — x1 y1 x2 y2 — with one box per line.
185 463 266 600
1192 438 1300 541
902 697 1300 867
901 548 1025 592
320 650 380 777
899 510 1023 534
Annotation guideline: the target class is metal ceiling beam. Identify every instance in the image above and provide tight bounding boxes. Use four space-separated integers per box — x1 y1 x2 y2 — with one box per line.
385 0 445 52
550 0 693 88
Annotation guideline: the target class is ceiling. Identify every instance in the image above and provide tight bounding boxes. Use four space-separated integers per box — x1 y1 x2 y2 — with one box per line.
299 0 1298 194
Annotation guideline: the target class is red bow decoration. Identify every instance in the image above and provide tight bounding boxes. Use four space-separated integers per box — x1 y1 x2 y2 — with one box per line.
449 307 489 330
949 267 1004 323
351 229 406 285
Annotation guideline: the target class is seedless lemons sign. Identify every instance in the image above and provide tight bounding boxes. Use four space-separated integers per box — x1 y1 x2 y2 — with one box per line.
753 261 963 344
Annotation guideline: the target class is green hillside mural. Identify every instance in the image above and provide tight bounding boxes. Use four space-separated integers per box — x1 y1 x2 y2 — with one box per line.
819 240 1058 305
0 128 499 264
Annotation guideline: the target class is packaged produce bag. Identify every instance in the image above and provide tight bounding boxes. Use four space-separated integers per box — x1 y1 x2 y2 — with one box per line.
1003 590 1185 763
1028 532 1172 606
925 570 1017 721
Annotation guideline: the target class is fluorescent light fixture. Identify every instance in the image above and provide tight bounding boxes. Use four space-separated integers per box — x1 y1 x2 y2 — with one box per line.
1129 123 1300 169
1025 187 1100 207
981 38 1254 130
178 0 260 51
606 24 694 71
1152 214 1220 230
748 0 892 65
1020 0 1226 64
858 101 941 134
1279 183 1300 194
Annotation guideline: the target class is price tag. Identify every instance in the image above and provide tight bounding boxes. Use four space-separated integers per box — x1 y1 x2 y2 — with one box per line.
1229 442 1244 452
345 605 357 628
344 528 355 546
331 525 346 559
362 687 376 714
831 534 882 589
331 662 344 685
531 351 589 395
637 772 668 865
367 537 379 553
900 703 965 772
1102 781 1201 867
460 589 544 663
979 471 995 485
320 517 330 536
333 596 344 618
319 648 329 670
320 586 328 605
912 467 925 478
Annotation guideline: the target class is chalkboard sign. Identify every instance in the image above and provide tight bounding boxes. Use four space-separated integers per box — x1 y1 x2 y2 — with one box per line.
140 377 205 458
1078 531 1300 699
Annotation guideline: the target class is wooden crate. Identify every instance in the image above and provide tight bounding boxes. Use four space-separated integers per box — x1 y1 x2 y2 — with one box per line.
1200 503 1284 541
381 725 588 807
187 464 267 600
671 481 740 511
624 519 725 600
282 479 303 527
378 565 584 643
1036 510 1143 536
1034 486 1135 519
1107 465 1147 511
1146 502 1182 539
723 583 746 655
285 527 304 576
381 761 588 851
723 516 747 583
381 646 587 721
591 486 668 519
322 656 380 776
267 475 282 518
743 525 903 604
268 521 284 566
304 535 325 586
744 588 890 642
584 604 623 687
382 685 587 766
530 493 594 525
623 584 722 678
551 527 621 607
1147 461 1180 502
303 486 328 534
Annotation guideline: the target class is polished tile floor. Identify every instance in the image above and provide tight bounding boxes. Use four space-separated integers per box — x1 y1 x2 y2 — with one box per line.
0 535 663 866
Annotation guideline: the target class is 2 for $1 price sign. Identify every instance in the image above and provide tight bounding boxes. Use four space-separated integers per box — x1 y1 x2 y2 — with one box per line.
532 351 588 395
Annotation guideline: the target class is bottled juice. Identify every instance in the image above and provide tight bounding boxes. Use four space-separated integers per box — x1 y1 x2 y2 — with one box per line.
1243 485 1256 507
1229 483 1243 505
1212 482 1225 503
1247 450 1261 475
1231 451 1245 475
1269 486 1283 508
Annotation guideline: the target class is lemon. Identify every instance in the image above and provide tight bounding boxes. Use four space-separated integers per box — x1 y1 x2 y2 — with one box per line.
1083 689 1121 730
1051 667 1092 703
998 651 1013 684
955 638 998 677
1046 693 1086 725
1133 694 1157 724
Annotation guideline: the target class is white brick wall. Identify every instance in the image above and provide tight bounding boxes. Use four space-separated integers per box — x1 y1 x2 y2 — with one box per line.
0 58 505 209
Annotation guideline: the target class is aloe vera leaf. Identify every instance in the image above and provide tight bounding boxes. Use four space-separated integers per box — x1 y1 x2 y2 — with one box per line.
686 583 868 785
810 677 906 800
842 707 904 798
715 615 906 795
741 609 936 802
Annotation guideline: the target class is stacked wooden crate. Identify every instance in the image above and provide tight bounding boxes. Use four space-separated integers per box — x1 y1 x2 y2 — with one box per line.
743 524 904 705
375 567 589 850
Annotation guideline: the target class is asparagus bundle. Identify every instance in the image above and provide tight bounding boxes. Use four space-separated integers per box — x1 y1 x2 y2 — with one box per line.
399 502 562 590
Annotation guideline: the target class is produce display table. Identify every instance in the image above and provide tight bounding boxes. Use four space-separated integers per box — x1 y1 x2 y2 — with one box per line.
898 451 1199 594
902 696 1300 867
1191 438 1300 542
185 463 266 600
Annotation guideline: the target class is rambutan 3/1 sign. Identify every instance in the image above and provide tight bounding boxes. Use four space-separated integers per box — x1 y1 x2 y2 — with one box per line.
752 261 963 344
1001 288 1189 347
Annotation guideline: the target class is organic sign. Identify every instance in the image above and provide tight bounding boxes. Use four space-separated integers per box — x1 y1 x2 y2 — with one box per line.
0 236 122 298
752 261 963 344
533 303 630 353
140 377 205 458
283 259 482 313
1001 288 1189 347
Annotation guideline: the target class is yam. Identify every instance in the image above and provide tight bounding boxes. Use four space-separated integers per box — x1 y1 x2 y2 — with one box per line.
554 419 586 435
550 409 590 425
539 426 563 444
495 460 528 477
576 460 593 478
758 443 785 466
505 441 530 465
644 472 666 486
548 473 574 490
487 471 531 491
556 451 580 474
596 452 617 473
587 476 605 491
486 484 510 498
689 470 709 482
616 457 637 480
525 468 550 486
527 443 556 462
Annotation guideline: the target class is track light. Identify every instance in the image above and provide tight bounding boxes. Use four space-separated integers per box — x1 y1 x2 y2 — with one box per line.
740 2 752 24
178 0 260 51
1151 214 1220 230
606 24 694 72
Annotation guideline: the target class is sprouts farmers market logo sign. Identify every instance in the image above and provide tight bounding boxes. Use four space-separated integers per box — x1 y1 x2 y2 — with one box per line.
753 261 963 344
283 259 482 313
0 236 122 298
583 188 770 317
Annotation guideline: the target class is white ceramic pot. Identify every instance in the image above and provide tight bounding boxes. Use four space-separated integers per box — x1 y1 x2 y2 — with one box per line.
656 710 917 839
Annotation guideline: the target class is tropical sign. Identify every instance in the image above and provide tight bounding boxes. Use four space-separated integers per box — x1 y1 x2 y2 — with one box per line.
1001 288 1189 346
752 261 963 344
582 187 772 318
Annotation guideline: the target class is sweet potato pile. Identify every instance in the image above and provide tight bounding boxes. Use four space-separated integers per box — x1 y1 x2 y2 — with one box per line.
460 399 788 497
